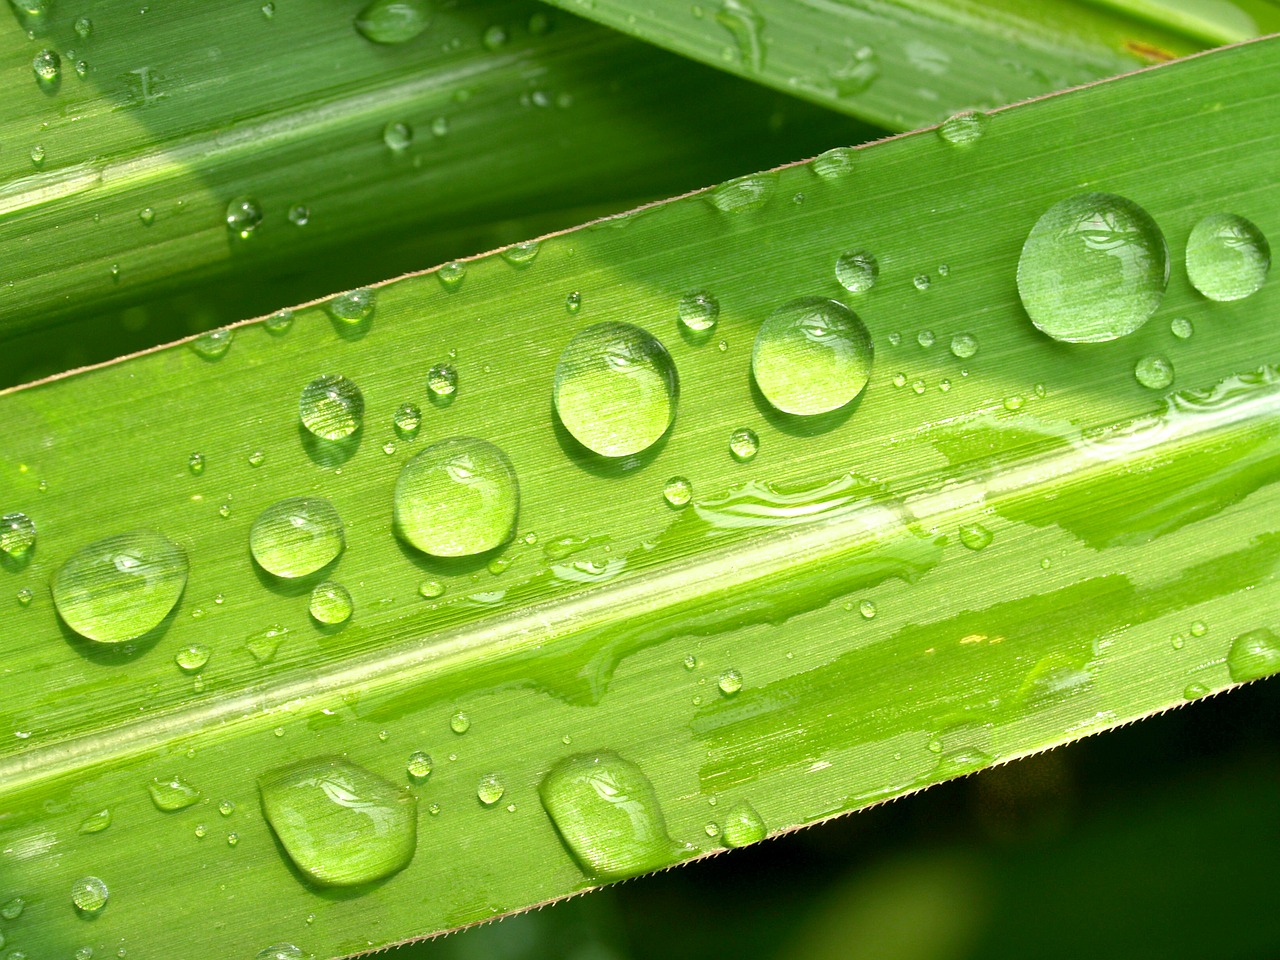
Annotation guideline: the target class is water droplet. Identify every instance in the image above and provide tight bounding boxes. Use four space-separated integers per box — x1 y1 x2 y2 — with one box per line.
52 531 188 643
482 23 507 48
299 374 365 440
255 945 309 960
76 946 94 960
1017 192 1168 342
138 207 155 226
189 327 233 360
949 333 978 359
1183 682 1210 701
1185 212 1269 301
501 240 540 267
678 290 719 333
704 821 720 837
1134 354 1174 391
248 450 266 468
418 579 444 599
383 121 413 152
327 288 375 324
912 274 931 291
715 0 764 71
917 329 935 348
227 832 240 846
0 511 36 558
264 309 294 335
751 297 873 416
720 801 765 847
394 437 519 557
262 2 276 18
958 523 993 551
477 774 505 806
663 476 692 508
1226 627 1280 683
71 876 109 917
288 204 310 227
937 110 987 146
834 250 878 294
708 172 776 214
538 752 680 879
1 897 25 920
250 497 344 578
718 669 742 695
175 644 210 673
683 654 698 670
565 291 582 313
225 197 263 239
354 0 430 44
430 116 449 136
78 809 111 834
859 599 876 619
427 363 457 401
406 751 432 783
554 322 678 457
728 427 759 462
437 260 466 289
1170 317 1193 339
309 581 353 625
17 587 34 606
1190 620 1207 637
259 756 416 886
219 799 235 817
450 710 471 733
148 776 202 811
393 402 421 438
32 48 59 83
74 15 92 38
30 144 45 166
810 147 855 180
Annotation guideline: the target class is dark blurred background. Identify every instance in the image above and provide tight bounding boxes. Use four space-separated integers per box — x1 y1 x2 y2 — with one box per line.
392 677 1280 960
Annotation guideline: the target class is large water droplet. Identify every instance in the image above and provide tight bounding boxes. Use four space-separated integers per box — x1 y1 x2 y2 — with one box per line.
226 197 263 240
1185 212 1269 302
751 297 873 416
394 438 519 557
175 644 210 673
250 498 344 578
259 757 417 887
1226 627 1280 683
70 876 108 917
720 800 766 847
0 511 36 558
354 0 430 44
1016 192 1168 342
708 172 776 214
148 776 202 811
309 581 353 625
328 288 375 324
538 752 681 879
554 322 678 457
299 374 364 440
958 523 993 551
52 531 188 643
835 250 878 293
501 240 540 267
810 147 855 180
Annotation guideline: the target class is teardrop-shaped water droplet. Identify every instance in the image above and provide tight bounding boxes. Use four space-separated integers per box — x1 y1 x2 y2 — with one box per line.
309 581 353 625
834 250 878 293
1134 354 1174 391
1017 192 1168 343
394 438 519 557
354 0 431 44
450 710 471 733
1 511 36 558
554 322 678 457
501 240 540 267
52 531 188 642
720 800 766 847
71 876 108 917
250 498 344 578
1185 212 1269 302
1226 627 1280 683
299 374 364 440
427 363 457 401
751 297 873 416
437 260 466 289
259 757 417 886
718 668 742 695
265 309 294 335
148 775 202 811
538 752 681 879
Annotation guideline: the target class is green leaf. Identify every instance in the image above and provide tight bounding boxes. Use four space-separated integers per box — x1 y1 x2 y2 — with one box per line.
1 34 1277 960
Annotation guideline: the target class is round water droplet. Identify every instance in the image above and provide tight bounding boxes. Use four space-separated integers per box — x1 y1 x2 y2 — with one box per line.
751 297 873 417
708 172 776 214
937 111 987 146
30 144 45 166
1 511 36 558
477 774 505 806
1190 620 1207 637
250 498 344 578
554 322 678 457
309 581 353 625
71 876 108 917
328 288 375 324
482 23 507 48
227 832 240 846
1135 354 1174 391
913 274 931 291
32 48 60 82
678 290 719 334
450 710 470 733
78 809 111 834
1170 317 1193 339
958 523 993 551
394 437 519 557
418 579 444 599
175 644 210 673
718 669 742 695
427 363 457 400
394 402 421 438
538 752 680 879
949 333 978 359
299 374 364 440
265 309 294 335
720 800 766 847
1185 212 1269 301
835 250 878 294
225 197 263 239
255 945 308 960
728 427 758 462
859 599 876 619
189 327 233 360
501 240 540 267
917 329 935 348
810 147 855 180
1017 192 1168 343
565 291 582 313
138 207 155 226
148 776 202 811
74 15 92 38
1226 627 1280 683
259 757 417 886
219 799 235 817
438 261 466 289
17 587 34 606
354 0 431 44
288 204 310 227
1 897 24 920
382 121 413 152
406 751 433 783
52 531 188 643
431 116 449 136
663 476 692 508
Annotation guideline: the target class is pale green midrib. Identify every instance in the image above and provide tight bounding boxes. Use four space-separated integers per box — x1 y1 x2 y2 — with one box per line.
2 372 1276 795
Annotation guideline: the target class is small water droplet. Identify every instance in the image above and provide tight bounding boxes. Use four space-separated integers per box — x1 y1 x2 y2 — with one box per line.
717 669 742 695
250 497 344 578
683 654 698 670
418 579 444 599
328 288 375 324
32 48 60 83
189 327 234 360
78 809 111 834
720 800 766 847
264 309 294 335
288 204 310 227
149 776 202 811
219 799 235 817
138 207 155 226
406 751 433 783
309 581 353 625
74 15 92 38
1185 212 1269 301
1017 192 1168 342
958 523 993 551
71 876 109 917
913 274 931 291
937 111 987 146
859 599 876 619
383 121 413 152
225 197 263 239
715 0 764 71
752 297 873 416
704 822 720 837
1183 682 1210 701
565 291 582 313
1226 627 1280 683
394 402 422 438
678 290 719 333
810 146 855 180
1134 354 1174 391
482 23 507 48
175 644 210 673
52 531 188 643
227 832 240 846
299 374 365 440
431 116 449 137
30 144 46 166
354 0 430 43
450 711 471 734
834 250 878 294
394 437 519 557
663 476 692 508
708 172 776 214
16 587 34 606
728 427 759 462
427 363 458 401
255 945 308 960
1170 316 1193 339
0 511 36 558
949 333 978 359
1 897 25 920
1190 620 1207 637
917 329 935 348
501 240 540 267
554 322 678 457
437 260 466 289
477 774 505 806
260 757 417 886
